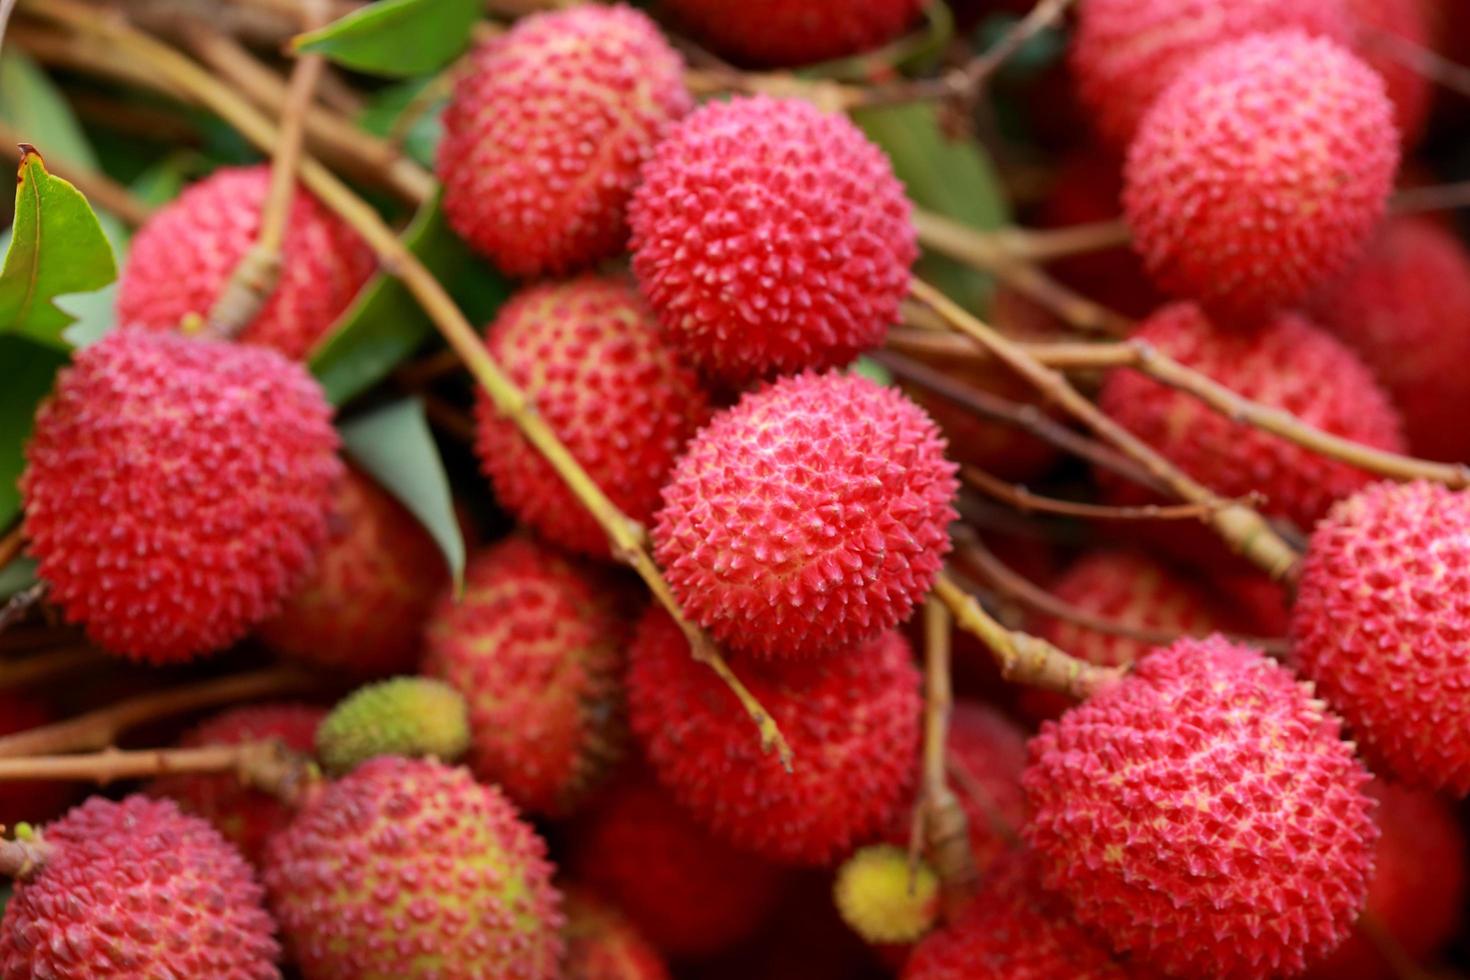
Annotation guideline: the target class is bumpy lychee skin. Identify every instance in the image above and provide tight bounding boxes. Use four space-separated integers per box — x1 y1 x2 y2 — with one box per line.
264 756 563 979
570 778 782 958
424 538 631 816
562 889 671 980
653 371 956 660
1291 481 1470 793
1098 304 1405 531
630 97 917 384
660 0 924 66
473 277 710 558
1124 32 1399 323
0 795 280 978
257 466 447 675
20 330 341 663
1071 0 1353 149
833 845 939 946
628 607 922 865
1311 216 1470 462
438 6 690 277
1024 636 1378 980
315 677 469 776
118 165 374 360
150 703 325 866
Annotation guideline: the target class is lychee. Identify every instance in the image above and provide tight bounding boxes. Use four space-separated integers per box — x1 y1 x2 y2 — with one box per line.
660 0 924 66
627 607 922 865
314 677 469 776
653 371 956 660
150 703 325 865
1023 636 1377 979
423 537 632 816
1291 480 1470 793
20 329 341 663
0 795 280 978
438 5 690 277
257 465 447 676
562 889 670 980
472 276 710 558
1097 303 1405 531
1124 31 1399 323
833 845 939 946
264 756 563 978
117 165 375 360
630 97 917 384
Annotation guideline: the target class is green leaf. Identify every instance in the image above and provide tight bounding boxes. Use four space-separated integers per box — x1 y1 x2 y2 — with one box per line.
0 53 98 171
0 336 69 527
309 192 509 405
0 558 36 600
294 0 480 77
358 77 445 169
340 398 465 589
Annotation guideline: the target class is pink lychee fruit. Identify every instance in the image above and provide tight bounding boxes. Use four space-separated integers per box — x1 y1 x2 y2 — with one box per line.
660 0 925 66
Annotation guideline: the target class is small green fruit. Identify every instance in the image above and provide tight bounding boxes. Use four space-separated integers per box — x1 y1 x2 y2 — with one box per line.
315 676 469 776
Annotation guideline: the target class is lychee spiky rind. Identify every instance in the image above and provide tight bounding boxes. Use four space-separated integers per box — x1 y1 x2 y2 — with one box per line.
1291 481 1470 793
653 371 956 660
20 330 341 663
1124 31 1399 322
661 0 924 66
1023 636 1378 979
264 756 563 979
315 677 469 776
438 5 691 277
423 537 630 816
472 277 710 558
562 889 671 980
117 165 374 360
630 96 917 384
834 845 939 946
0 795 280 978
627 607 922 865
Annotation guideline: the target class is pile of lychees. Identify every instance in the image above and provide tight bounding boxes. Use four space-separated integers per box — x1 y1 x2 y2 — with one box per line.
5 0 1470 978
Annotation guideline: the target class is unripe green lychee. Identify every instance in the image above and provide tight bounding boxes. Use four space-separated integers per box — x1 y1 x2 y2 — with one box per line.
833 845 940 946
314 676 470 776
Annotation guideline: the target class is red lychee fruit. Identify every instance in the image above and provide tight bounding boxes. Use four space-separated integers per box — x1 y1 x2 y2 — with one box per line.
150 703 325 866
1071 0 1353 149
438 5 690 277
423 537 631 816
1124 31 1399 323
570 777 782 958
1023 636 1378 979
20 330 341 663
627 607 922 865
0 694 73 832
660 0 924 66
117 165 374 360
257 466 446 676
1305 780 1467 980
1097 303 1405 531
1346 0 1433 146
562 889 671 980
1291 480 1470 793
653 371 956 660
473 276 710 558
630 96 917 384
1310 216 1470 462
0 795 280 978
265 756 563 978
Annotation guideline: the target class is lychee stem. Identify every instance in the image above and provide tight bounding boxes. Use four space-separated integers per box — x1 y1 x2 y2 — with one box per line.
0 837 49 881
0 740 315 797
918 599 980 918
0 524 22 573
963 464 1253 524
0 646 105 693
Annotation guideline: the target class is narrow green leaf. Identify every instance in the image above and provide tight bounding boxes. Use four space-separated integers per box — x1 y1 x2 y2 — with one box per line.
340 399 465 589
358 77 445 169
294 0 480 77
309 192 510 406
0 335 69 527
0 53 98 171
0 150 118 347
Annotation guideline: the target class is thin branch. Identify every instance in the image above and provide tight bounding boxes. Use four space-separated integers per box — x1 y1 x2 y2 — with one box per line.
0 837 48 880
0 645 105 691
0 525 20 572
888 324 1136 371
1367 26 1470 102
1392 180 1470 215
420 394 476 443
0 0 18 54
919 599 978 919
962 465 1253 522
0 741 263 784
0 124 154 226
989 218 1131 263
947 0 1076 96
0 582 47 638
947 749 1020 847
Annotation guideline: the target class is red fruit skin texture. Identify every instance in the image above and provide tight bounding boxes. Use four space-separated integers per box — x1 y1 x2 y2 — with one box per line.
660 0 924 66
653 371 957 660
0 694 73 831
264 756 563 979
1305 780 1467 980
1071 0 1352 149
423 537 630 816
1291 481 1470 793
1124 31 1399 324
562 889 670 980
20 330 341 663
117 165 374 360
570 777 782 958
438 5 690 277
1098 303 1405 531
0 795 280 978
473 277 711 558
150 703 325 865
1311 216 1470 462
630 96 917 385
1023 636 1378 979
628 607 923 866
257 467 446 675
1346 0 1433 146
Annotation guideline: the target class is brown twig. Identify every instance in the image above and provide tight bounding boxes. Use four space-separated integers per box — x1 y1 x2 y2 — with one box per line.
888 324 1136 371
0 645 105 691
989 218 1131 263
0 836 48 880
0 582 47 637
919 599 979 918
0 740 275 784
0 124 154 227
420 395 476 443
0 526 21 572
962 465 1250 523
